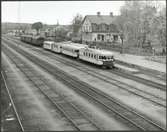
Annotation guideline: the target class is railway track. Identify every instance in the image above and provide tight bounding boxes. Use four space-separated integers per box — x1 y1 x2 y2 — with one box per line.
116 59 166 81
4 36 166 91
3 37 166 107
27 47 166 107
5 36 166 84
3 47 101 131
2 38 166 131
1 71 25 132
109 69 165 91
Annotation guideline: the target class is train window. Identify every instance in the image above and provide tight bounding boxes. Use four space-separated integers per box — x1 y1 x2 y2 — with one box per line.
94 55 96 59
99 56 102 59
91 54 93 58
101 56 107 60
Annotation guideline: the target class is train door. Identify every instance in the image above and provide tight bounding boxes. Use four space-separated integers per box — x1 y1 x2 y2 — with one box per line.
101 35 104 41
75 50 79 58
51 43 54 50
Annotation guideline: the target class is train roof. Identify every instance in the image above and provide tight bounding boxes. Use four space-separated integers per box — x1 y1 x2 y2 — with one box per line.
21 34 44 39
21 34 32 37
55 41 71 45
32 36 45 39
62 43 88 49
82 48 114 56
44 41 55 44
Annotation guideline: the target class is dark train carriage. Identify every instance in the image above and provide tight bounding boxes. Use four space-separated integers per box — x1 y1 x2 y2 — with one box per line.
20 35 32 43
20 35 44 47
31 36 45 46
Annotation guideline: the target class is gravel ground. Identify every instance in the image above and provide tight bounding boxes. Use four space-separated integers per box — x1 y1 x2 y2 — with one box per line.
2 42 135 130
1 70 22 132
112 51 166 73
145 56 166 64
2 39 166 129
2 52 75 131
12 43 166 127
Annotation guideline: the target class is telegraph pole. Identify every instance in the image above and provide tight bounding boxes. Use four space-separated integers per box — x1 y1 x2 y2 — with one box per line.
18 1 21 36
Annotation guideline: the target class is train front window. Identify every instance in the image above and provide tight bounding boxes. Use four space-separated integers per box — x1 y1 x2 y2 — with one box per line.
99 56 102 59
102 56 107 60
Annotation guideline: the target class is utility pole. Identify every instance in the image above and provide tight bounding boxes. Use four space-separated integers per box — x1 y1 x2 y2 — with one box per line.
18 1 21 36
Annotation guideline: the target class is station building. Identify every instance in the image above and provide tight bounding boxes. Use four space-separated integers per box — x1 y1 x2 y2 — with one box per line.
81 12 121 44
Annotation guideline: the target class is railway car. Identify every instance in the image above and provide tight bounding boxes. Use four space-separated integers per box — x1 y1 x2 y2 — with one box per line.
20 35 32 43
31 36 45 46
20 35 44 46
51 41 69 53
43 41 54 50
79 48 115 68
61 43 88 57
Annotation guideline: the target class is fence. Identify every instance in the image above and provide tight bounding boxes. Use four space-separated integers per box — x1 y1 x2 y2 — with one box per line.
88 41 156 56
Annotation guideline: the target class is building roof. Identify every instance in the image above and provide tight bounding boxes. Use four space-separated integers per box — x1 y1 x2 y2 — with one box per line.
83 15 117 25
44 41 55 44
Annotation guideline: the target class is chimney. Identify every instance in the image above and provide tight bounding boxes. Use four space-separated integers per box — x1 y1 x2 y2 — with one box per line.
97 12 101 16
110 12 113 17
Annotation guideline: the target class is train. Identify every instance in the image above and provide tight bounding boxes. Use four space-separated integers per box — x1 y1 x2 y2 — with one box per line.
20 35 115 68
43 41 115 68
20 35 45 46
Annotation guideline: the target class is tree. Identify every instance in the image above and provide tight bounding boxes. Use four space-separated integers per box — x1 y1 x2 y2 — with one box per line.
54 26 68 41
115 0 166 50
71 14 83 37
31 22 43 35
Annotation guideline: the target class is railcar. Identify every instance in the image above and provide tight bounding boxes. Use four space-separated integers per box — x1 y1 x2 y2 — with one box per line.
20 35 44 46
52 41 70 53
31 36 45 46
20 35 32 43
61 43 88 57
79 48 115 68
43 41 54 50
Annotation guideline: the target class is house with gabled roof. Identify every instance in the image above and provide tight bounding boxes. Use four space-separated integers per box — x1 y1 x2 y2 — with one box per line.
81 12 121 44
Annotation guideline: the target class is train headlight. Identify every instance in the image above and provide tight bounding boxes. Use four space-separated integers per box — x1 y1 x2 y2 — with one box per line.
111 58 115 61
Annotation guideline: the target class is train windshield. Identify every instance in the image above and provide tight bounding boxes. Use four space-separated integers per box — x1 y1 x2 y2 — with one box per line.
99 56 107 60
99 55 114 60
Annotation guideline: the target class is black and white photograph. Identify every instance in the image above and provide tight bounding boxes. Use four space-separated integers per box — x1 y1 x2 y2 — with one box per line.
1 0 166 131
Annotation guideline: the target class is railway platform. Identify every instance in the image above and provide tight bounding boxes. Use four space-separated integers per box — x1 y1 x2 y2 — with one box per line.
113 51 166 74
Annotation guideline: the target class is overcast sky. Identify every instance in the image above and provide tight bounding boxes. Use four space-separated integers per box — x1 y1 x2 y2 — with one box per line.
2 1 166 25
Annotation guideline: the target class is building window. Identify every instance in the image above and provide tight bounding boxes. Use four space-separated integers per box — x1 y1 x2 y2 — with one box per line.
113 35 118 41
97 34 101 40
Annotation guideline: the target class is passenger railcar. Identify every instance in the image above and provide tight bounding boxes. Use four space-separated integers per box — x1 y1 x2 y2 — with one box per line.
43 41 54 50
79 48 115 68
52 41 69 53
61 43 88 57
